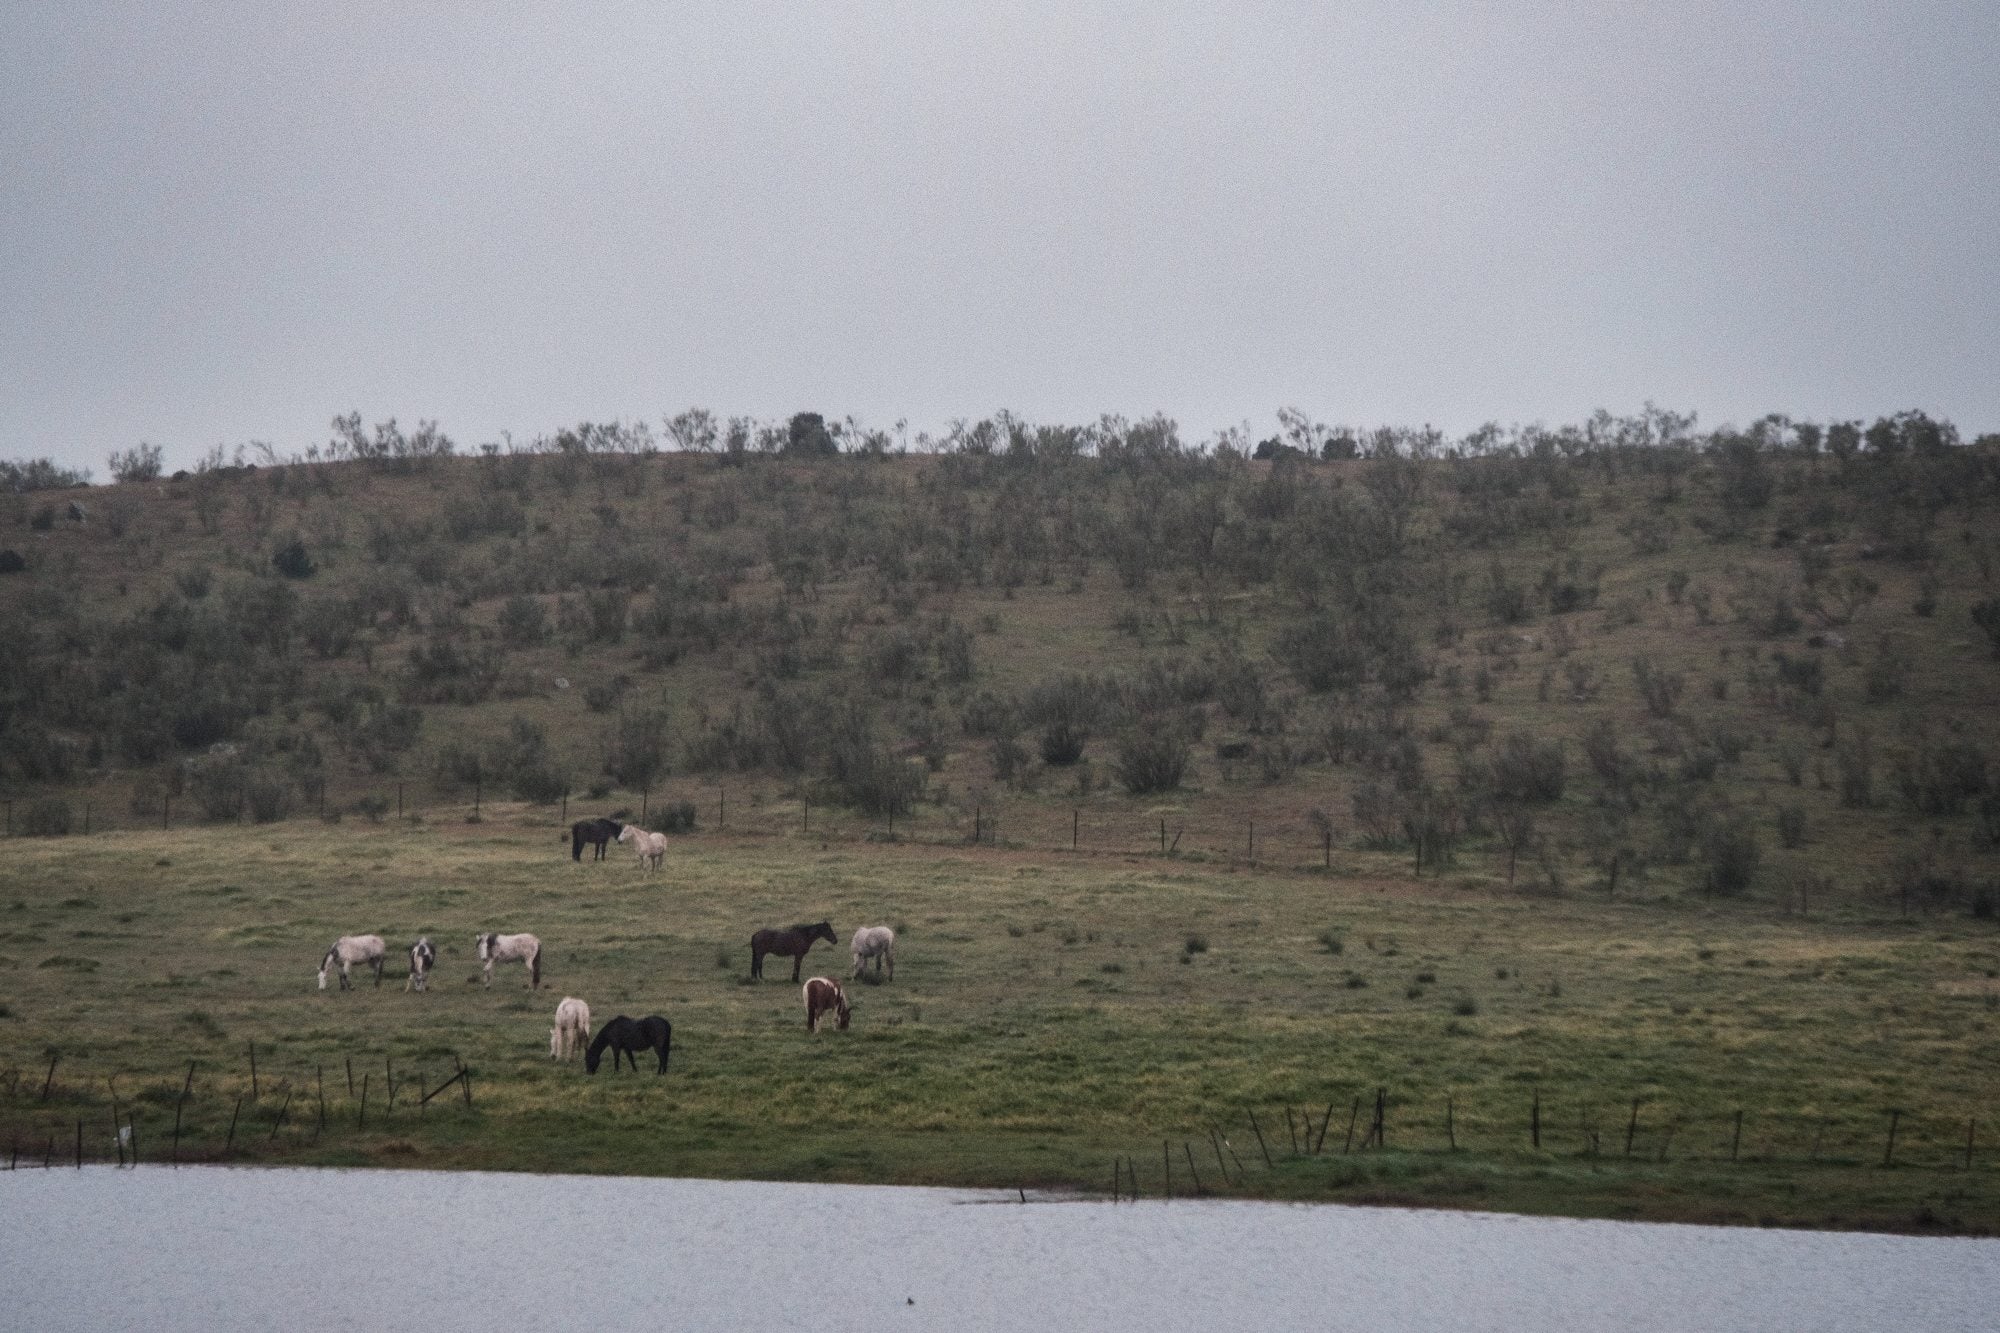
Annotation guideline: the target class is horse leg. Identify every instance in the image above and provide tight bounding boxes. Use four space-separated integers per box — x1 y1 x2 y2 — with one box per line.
372 959 383 988
791 955 803 983
751 947 761 980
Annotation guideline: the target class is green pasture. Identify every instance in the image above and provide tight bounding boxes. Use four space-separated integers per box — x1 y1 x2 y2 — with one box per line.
1 812 1995 1233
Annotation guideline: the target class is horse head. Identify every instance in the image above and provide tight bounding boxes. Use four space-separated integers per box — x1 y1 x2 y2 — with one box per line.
317 947 333 990
811 921 837 945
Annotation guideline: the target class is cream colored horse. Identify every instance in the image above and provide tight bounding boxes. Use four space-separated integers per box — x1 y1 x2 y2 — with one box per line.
617 824 668 872
550 996 591 1059
850 925 895 980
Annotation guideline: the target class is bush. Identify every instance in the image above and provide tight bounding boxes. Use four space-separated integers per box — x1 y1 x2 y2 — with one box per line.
654 800 697 834
1038 720 1087 766
271 536 316 579
245 771 292 823
1631 656 1685 719
1776 804 1806 849
1971 600 2000 657
1488 734 1566 803
1701 815 1761 896
498 596 548 648
108 443 164 483
1115 727 1191 795
20 797 73 837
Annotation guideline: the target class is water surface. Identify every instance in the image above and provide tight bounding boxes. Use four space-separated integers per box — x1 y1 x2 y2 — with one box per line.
1 1167 1991 1332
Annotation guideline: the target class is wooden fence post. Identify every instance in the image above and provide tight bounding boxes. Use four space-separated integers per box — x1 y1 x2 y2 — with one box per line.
225 1094 242 1154
1531 1087 1541 1150
248 1042 258 1101
1183 1141 1204 1195
1248 1110 1273 1168
1163 1140 1171 1200
1883 1109 1901 1168
1731 1110 1743 1162
39 1052 58 1102
1447 1093 1457 1152
1624 1098 1640 1157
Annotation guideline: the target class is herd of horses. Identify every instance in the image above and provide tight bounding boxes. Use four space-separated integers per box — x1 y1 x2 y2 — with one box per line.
316 817 897 1076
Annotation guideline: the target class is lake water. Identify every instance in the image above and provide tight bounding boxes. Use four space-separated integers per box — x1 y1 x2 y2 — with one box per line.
1 1167 1992 1332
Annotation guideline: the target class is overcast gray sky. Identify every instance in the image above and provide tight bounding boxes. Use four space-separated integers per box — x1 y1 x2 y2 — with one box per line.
4 3 1996 473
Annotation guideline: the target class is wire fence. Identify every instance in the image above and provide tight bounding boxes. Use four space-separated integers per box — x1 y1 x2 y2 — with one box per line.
3 1052 1987 1199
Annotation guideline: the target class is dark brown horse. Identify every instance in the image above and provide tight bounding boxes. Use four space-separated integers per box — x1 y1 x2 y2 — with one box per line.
567 817 624 862
750 921 837 981
584 1015 672 1074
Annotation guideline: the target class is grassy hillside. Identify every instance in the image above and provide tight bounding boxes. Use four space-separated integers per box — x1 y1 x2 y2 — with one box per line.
3 411 1997 916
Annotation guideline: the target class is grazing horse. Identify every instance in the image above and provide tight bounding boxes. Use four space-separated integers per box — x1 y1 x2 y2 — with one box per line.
568 817 624 862
550 996 592 1060
318 935 385 991
405 937 436 992
616 824 668 872
750 921 836 982
476 931 542 989
850 925 895 980
803 977 852 1032
584 1015 672 1074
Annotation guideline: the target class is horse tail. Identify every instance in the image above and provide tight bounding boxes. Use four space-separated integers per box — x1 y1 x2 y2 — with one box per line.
530 943 542 989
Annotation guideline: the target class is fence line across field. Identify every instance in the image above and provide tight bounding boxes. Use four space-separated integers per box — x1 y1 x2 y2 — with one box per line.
3 1052 1988 1184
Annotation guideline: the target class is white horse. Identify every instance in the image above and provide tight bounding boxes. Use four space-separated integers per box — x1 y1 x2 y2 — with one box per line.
405 937 436 992
850 925 895 980
476 931 542 989
616 824 668 872
550 996 592 1059
319 934 386 991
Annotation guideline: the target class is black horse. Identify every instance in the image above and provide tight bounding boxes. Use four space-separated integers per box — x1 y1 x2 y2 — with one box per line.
750 921 837 982
585 1015 672 1074
567 817 625 862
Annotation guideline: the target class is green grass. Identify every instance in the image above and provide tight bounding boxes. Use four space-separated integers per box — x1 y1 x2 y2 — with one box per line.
1 813 1995 1233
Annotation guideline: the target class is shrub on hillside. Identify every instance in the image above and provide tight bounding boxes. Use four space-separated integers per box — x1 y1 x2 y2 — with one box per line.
1487 734 1566 803
1701 815 1761 896
654 800 697 834
1115 726 1191 795
271 536 316 579
21 797 73 836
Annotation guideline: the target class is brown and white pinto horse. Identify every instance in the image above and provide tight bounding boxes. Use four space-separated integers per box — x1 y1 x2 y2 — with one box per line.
803 976 852 1032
